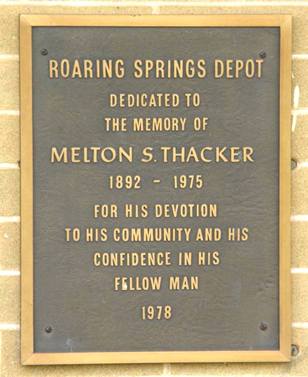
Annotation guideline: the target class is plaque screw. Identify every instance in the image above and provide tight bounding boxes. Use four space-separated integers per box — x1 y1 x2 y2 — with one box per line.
259 322 268 331
259 51 266 59
40 48 48 56
291 344 300 357
45 326 53 334
291 159 298 170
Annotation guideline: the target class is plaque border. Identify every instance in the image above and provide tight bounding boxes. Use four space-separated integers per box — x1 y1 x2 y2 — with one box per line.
20 14 292 365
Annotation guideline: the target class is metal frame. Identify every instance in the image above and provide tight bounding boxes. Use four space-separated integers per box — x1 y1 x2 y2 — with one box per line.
20 14 292 365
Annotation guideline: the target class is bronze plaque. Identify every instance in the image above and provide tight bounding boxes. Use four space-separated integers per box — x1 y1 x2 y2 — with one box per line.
20 15 292 365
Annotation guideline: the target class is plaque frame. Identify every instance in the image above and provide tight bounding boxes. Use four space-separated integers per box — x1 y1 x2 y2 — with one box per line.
20 14 292 365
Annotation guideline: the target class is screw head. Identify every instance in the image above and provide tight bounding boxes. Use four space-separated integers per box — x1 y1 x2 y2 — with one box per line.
259 51 266 59
259 322 268 331
291 159 298 170
291 344 299 357
40 48 48 56
45 326 52 334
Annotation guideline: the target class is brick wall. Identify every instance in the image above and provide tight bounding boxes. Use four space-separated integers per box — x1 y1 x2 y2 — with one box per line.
0 0 307 375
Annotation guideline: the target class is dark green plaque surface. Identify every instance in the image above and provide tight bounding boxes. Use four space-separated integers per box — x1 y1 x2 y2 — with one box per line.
32 26 280 353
